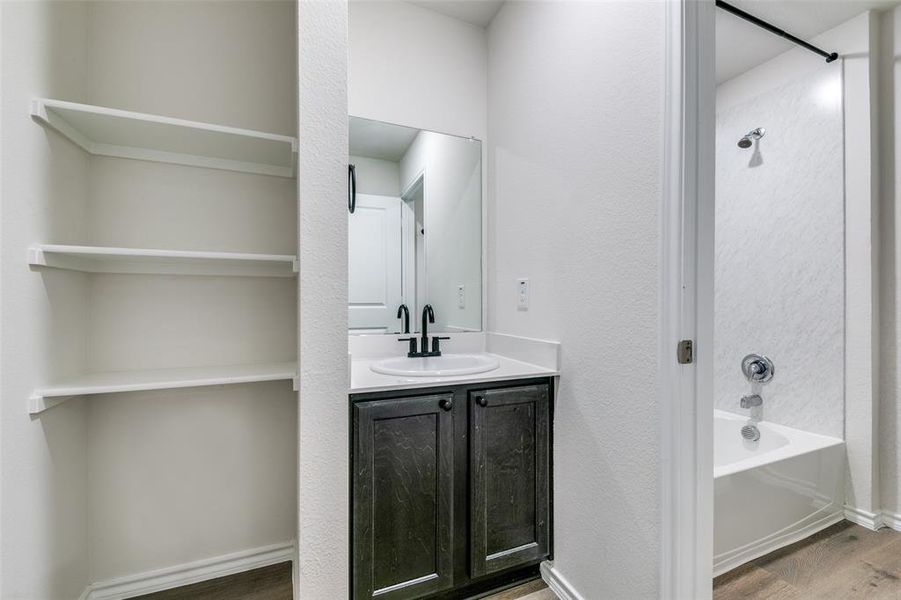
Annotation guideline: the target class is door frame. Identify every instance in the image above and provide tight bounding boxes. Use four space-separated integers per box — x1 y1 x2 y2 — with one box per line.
401 172 425 321
660 1 716 599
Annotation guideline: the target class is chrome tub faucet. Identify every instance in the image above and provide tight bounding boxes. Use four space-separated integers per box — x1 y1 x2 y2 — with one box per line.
740 394 763 409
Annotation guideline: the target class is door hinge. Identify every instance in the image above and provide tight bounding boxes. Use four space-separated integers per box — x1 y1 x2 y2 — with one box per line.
677 340 693 364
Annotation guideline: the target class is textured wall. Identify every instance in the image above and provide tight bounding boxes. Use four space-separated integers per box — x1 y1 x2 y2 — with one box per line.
714 67 845 438
881 6 901 520
487 2 663 597
297 1 349 597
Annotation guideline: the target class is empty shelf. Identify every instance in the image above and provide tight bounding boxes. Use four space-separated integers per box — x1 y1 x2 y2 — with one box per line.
29 244 298 277
29 362 298 414
31 98 297 177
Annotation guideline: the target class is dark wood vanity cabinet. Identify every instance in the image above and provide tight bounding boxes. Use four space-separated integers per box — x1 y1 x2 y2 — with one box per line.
351 378 553 600
470 384 550 578
352 393 456 600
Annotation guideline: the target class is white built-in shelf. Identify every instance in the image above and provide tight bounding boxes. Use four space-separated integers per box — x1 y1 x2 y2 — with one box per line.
29 244 298 277
29 362 298 414
31 98 298 178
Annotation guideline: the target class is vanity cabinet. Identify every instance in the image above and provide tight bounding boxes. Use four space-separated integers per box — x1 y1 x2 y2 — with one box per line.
351 378 553 600
470 384 550 578
352 392 456 600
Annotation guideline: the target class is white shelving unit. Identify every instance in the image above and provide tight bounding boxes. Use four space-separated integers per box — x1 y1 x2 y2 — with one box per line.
28 98 300 415
29 362 299 414
31 98 298 178
29 244 298 277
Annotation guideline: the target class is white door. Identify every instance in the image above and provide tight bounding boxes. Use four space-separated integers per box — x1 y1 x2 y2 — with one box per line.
348 194 403 333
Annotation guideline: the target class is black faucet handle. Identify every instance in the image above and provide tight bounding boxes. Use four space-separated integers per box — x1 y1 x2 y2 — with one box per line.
397 337 418 356
431 336 451 354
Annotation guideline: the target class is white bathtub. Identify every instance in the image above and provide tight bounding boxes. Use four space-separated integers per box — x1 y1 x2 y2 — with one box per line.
713 410 845 576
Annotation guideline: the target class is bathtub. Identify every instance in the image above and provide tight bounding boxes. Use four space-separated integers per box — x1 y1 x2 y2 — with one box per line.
713 410 845 576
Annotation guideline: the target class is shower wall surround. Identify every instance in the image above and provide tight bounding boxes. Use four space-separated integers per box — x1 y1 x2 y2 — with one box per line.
715 66 845 438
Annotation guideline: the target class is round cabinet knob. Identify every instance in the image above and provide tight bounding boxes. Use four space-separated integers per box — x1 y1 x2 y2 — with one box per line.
439 398 453 411
476 395 488 407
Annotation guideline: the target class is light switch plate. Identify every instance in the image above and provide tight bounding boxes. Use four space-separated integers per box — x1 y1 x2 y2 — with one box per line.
517 278 529 310
457 284 465 309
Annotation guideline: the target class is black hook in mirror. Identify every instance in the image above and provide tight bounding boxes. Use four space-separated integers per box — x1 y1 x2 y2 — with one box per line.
348 163 356 214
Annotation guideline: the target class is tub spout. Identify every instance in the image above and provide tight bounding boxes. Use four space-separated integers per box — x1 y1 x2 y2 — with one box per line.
740 394 763 409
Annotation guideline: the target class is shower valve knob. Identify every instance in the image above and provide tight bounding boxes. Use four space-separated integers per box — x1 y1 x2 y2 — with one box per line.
741 354 774 384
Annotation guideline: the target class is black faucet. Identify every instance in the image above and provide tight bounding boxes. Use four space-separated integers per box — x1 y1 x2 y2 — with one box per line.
396 303 410 334
398 304 448 357
421 304 434 350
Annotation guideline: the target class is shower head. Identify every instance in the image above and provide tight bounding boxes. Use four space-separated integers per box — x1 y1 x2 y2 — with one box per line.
738 127 765 149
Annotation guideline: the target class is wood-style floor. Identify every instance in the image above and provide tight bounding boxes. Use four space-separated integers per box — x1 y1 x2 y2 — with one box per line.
714 520 901 599
127 564 556 600
127 521 901 600
483 579 557 600
129 562 292 600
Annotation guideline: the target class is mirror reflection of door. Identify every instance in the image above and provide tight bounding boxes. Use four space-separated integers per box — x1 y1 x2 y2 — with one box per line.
348 193 403 333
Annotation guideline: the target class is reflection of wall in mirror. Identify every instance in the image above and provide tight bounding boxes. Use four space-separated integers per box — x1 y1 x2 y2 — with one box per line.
348 155 400 196
400 132 482 332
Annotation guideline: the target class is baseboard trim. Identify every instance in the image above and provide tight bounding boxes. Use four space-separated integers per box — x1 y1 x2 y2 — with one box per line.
714 508 844 577
540 561 585 600
82 541 295 600
844 505 885 531
882 510 901 531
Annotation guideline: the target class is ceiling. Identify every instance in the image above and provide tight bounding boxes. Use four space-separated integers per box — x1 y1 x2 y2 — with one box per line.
405 0 899 85
349 117 419 162
716 0 900 83
408 0 505 27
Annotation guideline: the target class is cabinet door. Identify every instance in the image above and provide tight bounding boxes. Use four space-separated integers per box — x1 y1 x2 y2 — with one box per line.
469 384 550 578
353 393 455 600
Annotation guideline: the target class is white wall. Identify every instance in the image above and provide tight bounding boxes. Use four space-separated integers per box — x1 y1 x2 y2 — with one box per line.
400 131 482 331
487 2 664 597
349 0 487 140
297 1 349 597
880 5 901 524
86 1 296 135
1 2 92 598
87 383 297 581
714 67 845 438
81 2 299 582
3 1 299 590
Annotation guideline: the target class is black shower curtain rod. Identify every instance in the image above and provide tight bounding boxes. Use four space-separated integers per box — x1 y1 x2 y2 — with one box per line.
716 0 839 64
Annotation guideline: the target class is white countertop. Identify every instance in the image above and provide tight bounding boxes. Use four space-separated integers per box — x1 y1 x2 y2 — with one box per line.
350 353 558 394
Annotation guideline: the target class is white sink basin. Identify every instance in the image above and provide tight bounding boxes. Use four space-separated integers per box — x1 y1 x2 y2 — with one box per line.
370 353 501 377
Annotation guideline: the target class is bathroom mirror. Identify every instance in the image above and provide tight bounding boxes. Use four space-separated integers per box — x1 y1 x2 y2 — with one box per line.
348 116 482 335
